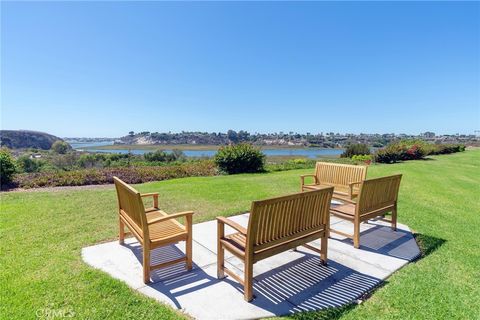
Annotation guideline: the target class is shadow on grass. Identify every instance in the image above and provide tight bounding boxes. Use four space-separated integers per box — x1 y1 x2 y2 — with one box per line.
287 303 357 320
413 233 446 258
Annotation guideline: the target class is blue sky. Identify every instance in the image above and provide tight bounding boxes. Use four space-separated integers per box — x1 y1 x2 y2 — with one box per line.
1 1 479 138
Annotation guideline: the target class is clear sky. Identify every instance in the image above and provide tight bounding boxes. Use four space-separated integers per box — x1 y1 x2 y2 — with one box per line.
1 1 479 138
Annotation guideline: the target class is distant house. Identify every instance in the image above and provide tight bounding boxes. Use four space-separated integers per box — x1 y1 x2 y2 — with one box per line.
30 153 42 159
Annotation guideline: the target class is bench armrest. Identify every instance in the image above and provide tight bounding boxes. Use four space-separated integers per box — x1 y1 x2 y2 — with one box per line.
347 181 363 196
332 196 357 205
141 192 159 208
217 216 247 235
148 211 194 225
300 174 318 186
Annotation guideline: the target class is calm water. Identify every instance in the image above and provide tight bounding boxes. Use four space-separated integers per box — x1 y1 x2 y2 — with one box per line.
69 141 343 158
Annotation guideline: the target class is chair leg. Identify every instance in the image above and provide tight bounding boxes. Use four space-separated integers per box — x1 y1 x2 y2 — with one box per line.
217 221 225 279
185 213 193 270
391 207 397 231
143 246 151 284
186 235 193 271
244 260 254 302
353 220 360 249
119 217 125 245
320 233 328 265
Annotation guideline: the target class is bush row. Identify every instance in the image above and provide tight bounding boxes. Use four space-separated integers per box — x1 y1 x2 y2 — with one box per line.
375 140 465 163
14 161 217 188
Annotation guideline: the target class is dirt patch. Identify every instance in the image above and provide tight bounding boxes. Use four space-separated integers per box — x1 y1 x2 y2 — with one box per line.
2 184 115 193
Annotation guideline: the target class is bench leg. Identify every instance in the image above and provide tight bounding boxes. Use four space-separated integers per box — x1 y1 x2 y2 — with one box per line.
244 260 254 302
320 233 328 265
143 246 151 284
353 219 360 249
119 217 125 245
391 207 397 231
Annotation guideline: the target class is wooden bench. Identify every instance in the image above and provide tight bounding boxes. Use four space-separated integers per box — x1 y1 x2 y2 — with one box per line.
301 162 368 200
217 187 333 301
113 177 194 283
330 174 402 248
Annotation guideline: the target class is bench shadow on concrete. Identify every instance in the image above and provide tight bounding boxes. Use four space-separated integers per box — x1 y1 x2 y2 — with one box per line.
123 242 219 309
336 222 418 261
337 221 445 262
124 241 382 315
250 254 381 314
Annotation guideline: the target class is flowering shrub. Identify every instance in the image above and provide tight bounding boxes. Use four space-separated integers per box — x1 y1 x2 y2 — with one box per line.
14 161 217 188
351 154 373 165
375 140 465 163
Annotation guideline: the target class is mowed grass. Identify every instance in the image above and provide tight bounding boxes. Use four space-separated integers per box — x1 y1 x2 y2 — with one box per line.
1 150 479 319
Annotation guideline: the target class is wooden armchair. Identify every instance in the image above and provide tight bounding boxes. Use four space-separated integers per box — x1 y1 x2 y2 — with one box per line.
301 162 368 201
113 177 194 283
330 174 402 248
217 187 333 301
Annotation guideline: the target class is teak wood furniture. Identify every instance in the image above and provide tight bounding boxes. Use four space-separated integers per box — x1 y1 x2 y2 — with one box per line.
300 162 368 201
113 177 194 283
330 174 402 248
217 187 333 302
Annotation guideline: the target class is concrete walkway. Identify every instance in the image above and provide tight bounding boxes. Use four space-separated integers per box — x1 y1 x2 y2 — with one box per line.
82 214 420 320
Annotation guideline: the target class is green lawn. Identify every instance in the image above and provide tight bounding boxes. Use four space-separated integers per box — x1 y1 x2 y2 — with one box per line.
1 150 479 319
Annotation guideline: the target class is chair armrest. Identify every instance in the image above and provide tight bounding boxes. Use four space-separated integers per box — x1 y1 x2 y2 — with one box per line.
300 174 318 186
141 192 159 197
347 181 363 187
148 211 194 225
141 193 159 208
217 216 247 235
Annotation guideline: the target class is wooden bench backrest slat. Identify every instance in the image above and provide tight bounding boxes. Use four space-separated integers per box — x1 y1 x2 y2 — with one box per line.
114 177 147 236
248 188 333 250
315 162 367 186
357 174 402 215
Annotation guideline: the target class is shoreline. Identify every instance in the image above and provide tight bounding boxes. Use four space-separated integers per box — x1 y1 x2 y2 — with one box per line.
81 144 344 151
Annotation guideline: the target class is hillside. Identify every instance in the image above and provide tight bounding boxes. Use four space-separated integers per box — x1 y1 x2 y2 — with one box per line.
0 130 67 150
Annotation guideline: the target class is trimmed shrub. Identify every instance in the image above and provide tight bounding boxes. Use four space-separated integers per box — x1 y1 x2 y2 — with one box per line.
214 143 265 174
0 148 16 186
341 143 370 158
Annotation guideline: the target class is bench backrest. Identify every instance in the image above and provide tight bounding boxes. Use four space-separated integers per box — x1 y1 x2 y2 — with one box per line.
357 174 402 216
113 177 147 237
315 162 367 187
247 187 333 251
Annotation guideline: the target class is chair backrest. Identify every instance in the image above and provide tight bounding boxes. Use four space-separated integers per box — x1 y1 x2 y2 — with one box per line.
113 177 147 236
247 187 333 250
315 162 367 187
357 174 402 216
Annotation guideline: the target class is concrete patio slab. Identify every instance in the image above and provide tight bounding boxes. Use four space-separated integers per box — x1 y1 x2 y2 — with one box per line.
82 213 421 320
